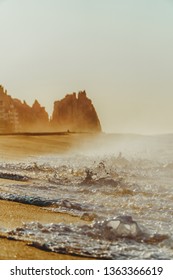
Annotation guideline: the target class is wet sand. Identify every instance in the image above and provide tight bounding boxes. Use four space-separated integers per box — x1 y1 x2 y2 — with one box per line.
0 200 89 230
0 200 91 260
0 134 76 159
0 237 90 260
0 134 96 259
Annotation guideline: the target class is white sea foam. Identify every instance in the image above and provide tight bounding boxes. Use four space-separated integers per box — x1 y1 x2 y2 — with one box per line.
0 133 173 259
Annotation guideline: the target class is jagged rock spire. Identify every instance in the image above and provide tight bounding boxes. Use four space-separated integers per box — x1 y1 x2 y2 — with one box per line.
0 86 102 133
51 90 102 132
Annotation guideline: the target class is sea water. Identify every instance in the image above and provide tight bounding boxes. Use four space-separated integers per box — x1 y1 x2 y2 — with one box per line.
0 133 173 259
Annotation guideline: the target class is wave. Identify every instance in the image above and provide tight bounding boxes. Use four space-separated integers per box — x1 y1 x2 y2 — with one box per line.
0 172 29 182
1 143 173 259
8 215 171 259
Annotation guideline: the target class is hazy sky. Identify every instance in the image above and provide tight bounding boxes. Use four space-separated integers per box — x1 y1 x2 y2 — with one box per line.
0 0 173 134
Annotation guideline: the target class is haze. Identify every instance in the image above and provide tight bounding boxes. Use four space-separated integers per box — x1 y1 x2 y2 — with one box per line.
0 0 173 134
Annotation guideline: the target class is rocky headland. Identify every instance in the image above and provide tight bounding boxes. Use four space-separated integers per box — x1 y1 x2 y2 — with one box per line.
51 90 101 132
0 85 101 133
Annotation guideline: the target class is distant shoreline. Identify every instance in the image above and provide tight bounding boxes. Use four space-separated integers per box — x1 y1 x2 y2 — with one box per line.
0 131 97 137
0 131 69 137
0 131 172 138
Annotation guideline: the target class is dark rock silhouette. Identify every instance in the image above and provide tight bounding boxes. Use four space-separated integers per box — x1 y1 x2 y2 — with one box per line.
0 86 101 133
51 91 101 132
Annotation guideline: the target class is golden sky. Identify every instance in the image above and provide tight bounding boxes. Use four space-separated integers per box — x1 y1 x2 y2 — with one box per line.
0 0 173 134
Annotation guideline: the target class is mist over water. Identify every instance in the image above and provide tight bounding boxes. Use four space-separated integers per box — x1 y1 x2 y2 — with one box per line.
71 133 173 163
0 133 173 259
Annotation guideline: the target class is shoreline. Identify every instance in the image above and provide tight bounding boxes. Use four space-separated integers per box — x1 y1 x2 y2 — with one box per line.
0 131 69 136
0 236 91 260
0 131 96 135
0 134 97 259
0 133 99 160
0 200 92 260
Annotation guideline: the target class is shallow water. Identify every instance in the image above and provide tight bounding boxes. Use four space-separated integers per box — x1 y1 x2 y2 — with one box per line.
0 133 173 259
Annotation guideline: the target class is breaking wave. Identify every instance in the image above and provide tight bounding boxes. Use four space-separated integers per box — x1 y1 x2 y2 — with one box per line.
1 133 173 259
8 215 171 259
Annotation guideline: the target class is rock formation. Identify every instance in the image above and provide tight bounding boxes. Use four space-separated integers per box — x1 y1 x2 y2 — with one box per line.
0 85 101 133
0 85 49 132
51 91 101 132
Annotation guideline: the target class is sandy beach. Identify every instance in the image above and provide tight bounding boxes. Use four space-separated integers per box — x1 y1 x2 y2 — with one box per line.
0 134 95 260
0 133 99 159
0 200 92 260
0 134 76 159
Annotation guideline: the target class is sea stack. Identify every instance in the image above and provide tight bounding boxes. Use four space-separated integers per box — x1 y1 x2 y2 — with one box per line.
51 90 102 132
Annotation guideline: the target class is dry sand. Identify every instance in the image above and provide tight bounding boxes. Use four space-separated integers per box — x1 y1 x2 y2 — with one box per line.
0 134 97 260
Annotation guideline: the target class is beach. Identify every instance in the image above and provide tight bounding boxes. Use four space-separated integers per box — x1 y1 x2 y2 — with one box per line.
0 134 94 260
0 133 78 159
0 133 173 259
0 200 91 260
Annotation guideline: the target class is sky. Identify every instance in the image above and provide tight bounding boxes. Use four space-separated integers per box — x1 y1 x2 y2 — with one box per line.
0 0 173 134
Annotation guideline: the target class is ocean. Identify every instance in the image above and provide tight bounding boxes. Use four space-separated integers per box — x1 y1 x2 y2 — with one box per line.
0 133 173 259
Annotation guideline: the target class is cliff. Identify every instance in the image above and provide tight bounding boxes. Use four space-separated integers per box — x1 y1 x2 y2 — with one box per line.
0 85 49 132
0 85 101 133
51 91 102 132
